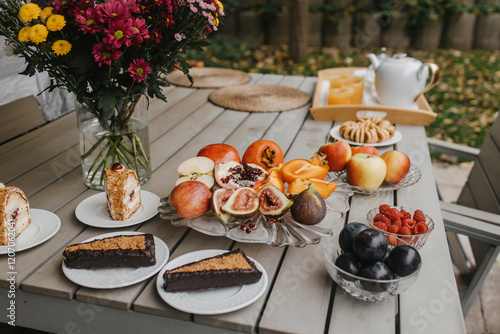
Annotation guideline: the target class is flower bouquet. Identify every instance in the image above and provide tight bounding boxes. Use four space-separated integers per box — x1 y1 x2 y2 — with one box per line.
0 0 224 189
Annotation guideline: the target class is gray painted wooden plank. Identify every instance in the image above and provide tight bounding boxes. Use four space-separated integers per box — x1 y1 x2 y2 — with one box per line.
0 112 77 182
395 124 466 334
467 164 500 214
477 136 500 202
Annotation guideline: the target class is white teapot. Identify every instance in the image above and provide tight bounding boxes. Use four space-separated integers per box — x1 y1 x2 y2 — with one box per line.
367 52 439 108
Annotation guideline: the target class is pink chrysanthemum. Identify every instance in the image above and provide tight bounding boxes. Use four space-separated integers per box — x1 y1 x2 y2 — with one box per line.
75 8 102 34
128 58 152 82
130 17 150 45
103 19 134 48
92 42 123 66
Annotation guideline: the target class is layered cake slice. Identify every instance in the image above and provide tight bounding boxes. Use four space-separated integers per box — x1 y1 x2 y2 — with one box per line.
63 233 156 269
0 183 31 246
104 163 141 221
163 249 262 292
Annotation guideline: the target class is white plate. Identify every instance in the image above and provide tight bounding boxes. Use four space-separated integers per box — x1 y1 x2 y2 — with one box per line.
156 249 268 315
75 191 160 228
0 209 61 254
62 231 169 289
329 124 402 147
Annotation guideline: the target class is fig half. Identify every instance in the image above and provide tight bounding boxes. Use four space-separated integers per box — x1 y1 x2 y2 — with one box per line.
290 184 326 225
257 185 293 217
221 187 259 218
211 188 234 223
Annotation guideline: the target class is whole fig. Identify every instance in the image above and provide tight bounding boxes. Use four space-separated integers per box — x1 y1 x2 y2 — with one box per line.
290 184 326 225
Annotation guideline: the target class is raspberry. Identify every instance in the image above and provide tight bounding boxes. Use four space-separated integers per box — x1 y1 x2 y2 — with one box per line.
402 219 416 232
385 208 401 222
400 226 412 236
373 213 391 226
414 222 429 234
373 221 388 231
379 204 391 216
413 209 426 222
392 218 402 228
399 210 411 220
387 224 400 234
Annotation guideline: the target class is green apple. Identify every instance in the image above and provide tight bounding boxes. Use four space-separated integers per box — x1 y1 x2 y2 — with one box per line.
346 153 387 188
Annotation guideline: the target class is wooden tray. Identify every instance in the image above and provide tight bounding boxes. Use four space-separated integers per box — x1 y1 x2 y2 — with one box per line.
309 67 437 125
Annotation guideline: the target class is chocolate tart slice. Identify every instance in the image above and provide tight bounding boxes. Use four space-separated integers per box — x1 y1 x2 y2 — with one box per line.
163 249 262 292
63 233 156 269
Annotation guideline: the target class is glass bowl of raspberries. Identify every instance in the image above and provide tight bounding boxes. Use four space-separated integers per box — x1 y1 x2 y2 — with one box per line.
367 204 435 250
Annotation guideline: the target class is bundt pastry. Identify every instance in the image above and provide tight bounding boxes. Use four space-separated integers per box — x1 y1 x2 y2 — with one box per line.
339 117 396 144
0 183 31 246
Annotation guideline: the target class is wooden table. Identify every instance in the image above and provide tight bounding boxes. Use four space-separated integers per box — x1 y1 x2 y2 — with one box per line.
0 73 466 333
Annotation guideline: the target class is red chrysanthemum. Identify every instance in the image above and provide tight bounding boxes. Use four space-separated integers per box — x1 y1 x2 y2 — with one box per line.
128 58 152 82
92 42 123 66
75 8 101 34
150 28 162 43
98 0 131 23
130 17 150 45
103 19 134 48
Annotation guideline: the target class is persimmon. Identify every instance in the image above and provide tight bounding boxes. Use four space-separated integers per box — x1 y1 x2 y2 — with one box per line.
281 158 329 184
254 168 285 193
242 140 284 171
287 178 337 199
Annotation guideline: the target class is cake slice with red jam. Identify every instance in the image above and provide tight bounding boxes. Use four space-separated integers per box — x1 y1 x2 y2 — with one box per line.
0 183 31 246
163 249 262 292
104 163 141 221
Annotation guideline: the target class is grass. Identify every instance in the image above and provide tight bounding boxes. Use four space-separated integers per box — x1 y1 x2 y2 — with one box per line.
187 36 499 151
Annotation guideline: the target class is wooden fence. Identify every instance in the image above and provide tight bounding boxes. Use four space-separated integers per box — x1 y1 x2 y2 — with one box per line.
217 0 500 58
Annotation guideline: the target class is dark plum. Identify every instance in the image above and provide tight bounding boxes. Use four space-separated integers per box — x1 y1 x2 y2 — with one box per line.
353 229 388 263
386 245 421 277
335 252 363 280
358 262 393 292
339 222 369 252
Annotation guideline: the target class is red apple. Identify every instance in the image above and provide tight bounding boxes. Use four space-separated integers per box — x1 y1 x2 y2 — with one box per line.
351 145 379 156
169 181 212 218
346 153 387 188
318 140 352 172
197 143 240 164
380 150 411 184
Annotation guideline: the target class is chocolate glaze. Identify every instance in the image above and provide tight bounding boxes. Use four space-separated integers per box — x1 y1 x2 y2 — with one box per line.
163 249 262 292
63 234 156 269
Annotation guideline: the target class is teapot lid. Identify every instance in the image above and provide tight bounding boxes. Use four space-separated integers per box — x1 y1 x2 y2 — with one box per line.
386 53 418 63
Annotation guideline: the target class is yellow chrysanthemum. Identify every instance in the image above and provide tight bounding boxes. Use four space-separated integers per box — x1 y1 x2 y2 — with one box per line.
18 27 32 42
216 0 224 12
52 40 72 56
40 7 54 23
214 18 219 27
29 24 49 44
46 14 66 31
19 3 42 23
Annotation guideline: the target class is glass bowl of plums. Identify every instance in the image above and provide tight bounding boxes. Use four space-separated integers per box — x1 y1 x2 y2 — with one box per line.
324 223 422 302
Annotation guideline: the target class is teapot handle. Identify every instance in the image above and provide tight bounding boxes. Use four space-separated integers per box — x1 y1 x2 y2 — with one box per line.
413 63 439 102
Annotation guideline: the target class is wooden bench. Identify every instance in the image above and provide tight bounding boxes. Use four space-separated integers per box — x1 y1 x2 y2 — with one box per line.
428 115 500 316
0 95 45 144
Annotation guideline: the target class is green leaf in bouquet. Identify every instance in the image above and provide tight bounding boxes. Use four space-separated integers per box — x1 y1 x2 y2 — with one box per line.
98 88 124 118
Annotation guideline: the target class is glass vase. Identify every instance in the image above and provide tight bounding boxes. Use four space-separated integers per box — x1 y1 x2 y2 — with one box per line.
76 95 152 190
